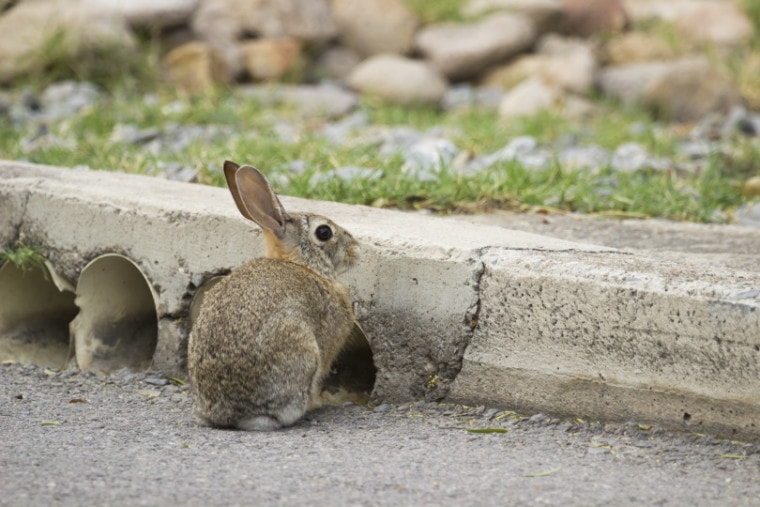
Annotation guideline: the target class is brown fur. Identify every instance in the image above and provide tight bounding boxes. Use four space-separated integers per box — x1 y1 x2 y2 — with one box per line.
187 162 359 430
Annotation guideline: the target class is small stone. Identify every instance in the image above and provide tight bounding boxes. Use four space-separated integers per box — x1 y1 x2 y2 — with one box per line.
466 135 550 174
402 137 459 175
558 145 610 172
611 142 670 172
40 81 100 121
528 412 549 423
143 376 170 386
323 110 370 145
376 126 424 155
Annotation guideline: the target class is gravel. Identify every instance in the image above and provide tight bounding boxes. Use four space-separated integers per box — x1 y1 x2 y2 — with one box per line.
2 363 759 506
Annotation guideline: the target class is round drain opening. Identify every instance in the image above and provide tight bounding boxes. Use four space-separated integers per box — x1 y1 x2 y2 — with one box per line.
0 260 77 369
71 254 158 373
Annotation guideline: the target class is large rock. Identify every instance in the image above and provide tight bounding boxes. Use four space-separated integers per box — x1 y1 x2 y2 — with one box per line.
415 13 536 81
0 0 136 83
559 0 628 37
347 54 448 106
598 57 741 122
462 0 563 32
603 31 676 65
314 46 362 80
99 0 199 28
332 0 419 57
484 34 595 94
498 76 562 118
676 2 754 49
163 41 232 93
240 37 302 81
192 0 336 76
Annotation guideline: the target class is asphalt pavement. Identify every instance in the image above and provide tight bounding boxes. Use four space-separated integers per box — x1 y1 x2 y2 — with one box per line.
2 363 759 506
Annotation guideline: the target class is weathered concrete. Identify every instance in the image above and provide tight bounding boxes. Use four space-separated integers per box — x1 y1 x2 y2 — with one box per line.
0 160 758 440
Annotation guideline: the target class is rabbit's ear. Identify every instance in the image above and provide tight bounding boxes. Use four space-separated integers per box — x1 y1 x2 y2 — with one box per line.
224 161 287 237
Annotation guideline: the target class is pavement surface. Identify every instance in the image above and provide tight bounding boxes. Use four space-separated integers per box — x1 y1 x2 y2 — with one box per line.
453 211 760 272
2 362 759 506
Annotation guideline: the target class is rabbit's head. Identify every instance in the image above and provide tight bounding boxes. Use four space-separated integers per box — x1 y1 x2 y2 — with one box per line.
224 160 359 279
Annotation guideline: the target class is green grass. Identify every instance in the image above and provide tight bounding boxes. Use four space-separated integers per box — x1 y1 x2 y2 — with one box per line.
0 74 753 223
0 244 47 272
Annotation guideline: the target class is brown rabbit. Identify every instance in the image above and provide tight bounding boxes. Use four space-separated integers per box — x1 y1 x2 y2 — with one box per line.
188 161 360 430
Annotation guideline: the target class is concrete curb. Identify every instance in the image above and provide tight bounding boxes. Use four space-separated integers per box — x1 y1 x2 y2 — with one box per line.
1 160 758 440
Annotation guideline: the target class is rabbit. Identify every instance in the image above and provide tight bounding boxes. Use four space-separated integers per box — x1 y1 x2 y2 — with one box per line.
187 160 361 431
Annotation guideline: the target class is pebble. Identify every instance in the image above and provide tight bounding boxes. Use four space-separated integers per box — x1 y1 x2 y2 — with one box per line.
143 376 169 386
401 137 459 175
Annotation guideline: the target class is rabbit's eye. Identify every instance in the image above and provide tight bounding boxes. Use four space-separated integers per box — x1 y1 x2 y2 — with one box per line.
315 224 333 242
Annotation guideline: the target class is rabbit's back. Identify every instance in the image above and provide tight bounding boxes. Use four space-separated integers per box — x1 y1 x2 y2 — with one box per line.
188 258 355 428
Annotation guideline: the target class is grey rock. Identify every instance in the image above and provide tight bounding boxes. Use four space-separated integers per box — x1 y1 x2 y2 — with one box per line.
40 81 100 121
110 124 162 145
143 376 170 386
442 85 503 111
323 110 370 145
112 0 198 28
597 60 671 105
722 106 760 137
156 161 198 183
466 136 551 174
376 127 425 155
611 142 670 172
463 0 563 32
416 13 536 80
402 137 459 175
528 412 549 423
20 125 76 153
192 0 335 75
558 145 609 172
